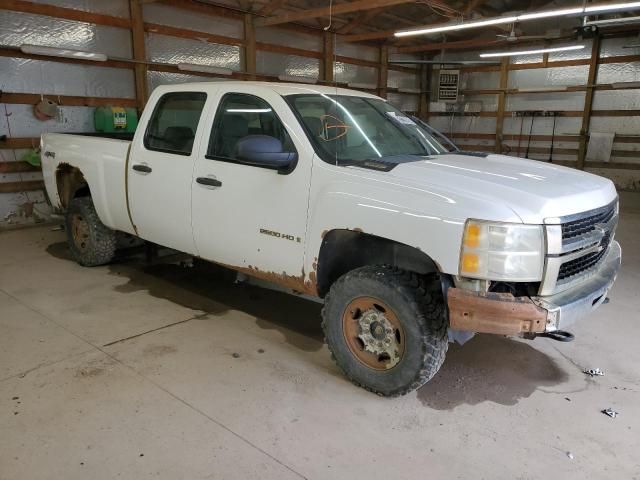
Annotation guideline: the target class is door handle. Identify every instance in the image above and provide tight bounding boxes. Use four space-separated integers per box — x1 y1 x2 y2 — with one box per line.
132 164 152 173
196 177 222 187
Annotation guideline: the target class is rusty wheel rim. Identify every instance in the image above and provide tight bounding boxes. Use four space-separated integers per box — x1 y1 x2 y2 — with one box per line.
71 214 90 252
342 296 405 371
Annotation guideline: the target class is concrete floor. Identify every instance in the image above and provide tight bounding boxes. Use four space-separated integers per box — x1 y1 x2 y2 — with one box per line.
1 215 639 480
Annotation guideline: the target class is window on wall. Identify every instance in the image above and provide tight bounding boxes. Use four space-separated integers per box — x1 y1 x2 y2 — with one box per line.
208 93 295 161
144 92 207 156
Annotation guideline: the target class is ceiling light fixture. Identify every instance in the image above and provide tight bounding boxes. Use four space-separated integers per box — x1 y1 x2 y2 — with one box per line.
389 60 500 65
20 44 107 61
584 1 640 12
395 16 517 37
584 15 640 26
177 63 233 75
479 45 585 58
395 2 640 38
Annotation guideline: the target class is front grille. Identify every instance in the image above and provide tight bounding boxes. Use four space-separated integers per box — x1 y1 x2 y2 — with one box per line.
558 233 610 281
556 202 617 284
561 204 616 240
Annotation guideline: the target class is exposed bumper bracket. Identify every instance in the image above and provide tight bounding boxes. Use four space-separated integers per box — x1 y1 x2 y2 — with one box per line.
447 241 621 337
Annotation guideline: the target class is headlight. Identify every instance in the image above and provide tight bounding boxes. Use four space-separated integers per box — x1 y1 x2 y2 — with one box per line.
459 220 544 281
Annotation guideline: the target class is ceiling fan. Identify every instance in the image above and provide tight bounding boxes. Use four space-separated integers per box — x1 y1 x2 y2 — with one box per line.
496 24 552 42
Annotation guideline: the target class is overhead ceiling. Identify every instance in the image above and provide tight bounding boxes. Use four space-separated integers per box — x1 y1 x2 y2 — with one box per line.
192 0 640 49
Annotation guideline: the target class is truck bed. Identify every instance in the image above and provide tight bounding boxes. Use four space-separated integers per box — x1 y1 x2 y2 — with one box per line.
40 132 135 235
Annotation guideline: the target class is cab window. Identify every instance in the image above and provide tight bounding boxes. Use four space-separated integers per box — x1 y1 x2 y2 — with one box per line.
208 93 295 161
144 92 207 156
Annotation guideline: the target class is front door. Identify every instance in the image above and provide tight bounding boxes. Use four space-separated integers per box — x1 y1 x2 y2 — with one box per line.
191 88 314 284
128 90 209 254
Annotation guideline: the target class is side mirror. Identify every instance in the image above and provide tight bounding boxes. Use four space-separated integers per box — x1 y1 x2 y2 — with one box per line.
235 135 297 174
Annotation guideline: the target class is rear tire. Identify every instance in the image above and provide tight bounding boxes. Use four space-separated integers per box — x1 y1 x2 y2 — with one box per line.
322 265 448 397
65 197 116 267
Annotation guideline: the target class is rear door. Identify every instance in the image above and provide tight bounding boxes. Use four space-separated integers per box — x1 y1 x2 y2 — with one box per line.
128 90 209 253
191 87 314 281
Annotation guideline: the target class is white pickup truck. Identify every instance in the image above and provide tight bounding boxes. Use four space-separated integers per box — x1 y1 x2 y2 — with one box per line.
41 82 621 396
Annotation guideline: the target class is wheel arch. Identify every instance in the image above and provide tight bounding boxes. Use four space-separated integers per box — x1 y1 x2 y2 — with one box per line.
315 229 440 297
55 163 90 209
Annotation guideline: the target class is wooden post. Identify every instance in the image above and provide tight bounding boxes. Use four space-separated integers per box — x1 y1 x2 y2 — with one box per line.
244 14 256 79
418 60 430 120
577 35 601 170
129 0 147 112
494 57 509 154
378 44 388 99
323 31 334 83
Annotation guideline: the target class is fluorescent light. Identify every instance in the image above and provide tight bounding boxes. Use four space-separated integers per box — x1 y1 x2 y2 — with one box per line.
277 74 317 84
584 2 640 12
389 60 500 65
347 82 377 90
480 45 584 58
585 15 640 26
517 7 584 20
395 16 517 37
394 2 640 38
177 63 233 75
20 44 107 61
226 108 272 113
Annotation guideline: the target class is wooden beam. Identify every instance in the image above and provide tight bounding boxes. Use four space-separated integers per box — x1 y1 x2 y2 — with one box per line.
243 13 257 79
378 45 388 99
0 92 137 108
0 162 40 174
463 0 489 15
337 9 379 35
256 42 322 59
256 0 287 16
0 0 131 28
0 181 44 194
157 0 244 20
577 36 601 170
323 31 335 83
130 0 148 112
145 23 244 47
0 137 40 149
254 0 414 27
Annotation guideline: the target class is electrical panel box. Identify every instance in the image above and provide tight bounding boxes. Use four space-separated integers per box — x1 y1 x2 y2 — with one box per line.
438 69 460 103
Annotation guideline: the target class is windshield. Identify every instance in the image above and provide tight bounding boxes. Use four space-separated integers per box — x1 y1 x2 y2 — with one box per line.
287 94 448 165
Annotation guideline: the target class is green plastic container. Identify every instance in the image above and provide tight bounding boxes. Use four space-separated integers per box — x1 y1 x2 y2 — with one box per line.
94 106 138 133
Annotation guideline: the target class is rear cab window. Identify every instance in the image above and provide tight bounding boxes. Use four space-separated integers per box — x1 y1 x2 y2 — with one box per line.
144 92 207 156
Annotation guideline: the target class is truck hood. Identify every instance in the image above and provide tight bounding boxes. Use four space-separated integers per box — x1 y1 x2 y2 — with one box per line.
386 153 617 223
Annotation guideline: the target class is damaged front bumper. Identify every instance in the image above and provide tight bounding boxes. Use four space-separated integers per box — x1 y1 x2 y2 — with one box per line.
447 241 622 337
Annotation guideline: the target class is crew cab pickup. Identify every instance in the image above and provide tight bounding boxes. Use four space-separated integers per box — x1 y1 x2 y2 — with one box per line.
41 82 621 396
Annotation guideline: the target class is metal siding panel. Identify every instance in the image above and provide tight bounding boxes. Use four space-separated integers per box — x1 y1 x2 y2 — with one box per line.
0 10 132 58
146 33 241 70
256 51 320 78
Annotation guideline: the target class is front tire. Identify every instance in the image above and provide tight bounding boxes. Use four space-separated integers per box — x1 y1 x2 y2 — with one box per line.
322 265 448 397
65 197 116 267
